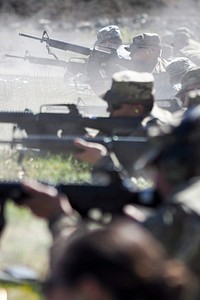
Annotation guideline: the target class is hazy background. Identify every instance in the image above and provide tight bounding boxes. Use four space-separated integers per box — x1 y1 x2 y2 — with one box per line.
0 0 199 126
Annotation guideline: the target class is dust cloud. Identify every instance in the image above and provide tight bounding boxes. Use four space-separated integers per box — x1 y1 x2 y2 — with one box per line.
0 0 199 127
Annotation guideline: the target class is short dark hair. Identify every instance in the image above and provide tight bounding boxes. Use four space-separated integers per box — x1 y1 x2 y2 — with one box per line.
45 219 197 300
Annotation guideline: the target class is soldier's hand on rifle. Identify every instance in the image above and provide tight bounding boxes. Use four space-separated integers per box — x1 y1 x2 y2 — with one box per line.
21 179 73 220
123 204 149 223
73 138 108 164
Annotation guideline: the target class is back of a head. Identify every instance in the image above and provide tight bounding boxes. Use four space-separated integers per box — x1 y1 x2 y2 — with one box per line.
173 27 192 54
46 219 198 300
174 27 191 44
166 57 197 85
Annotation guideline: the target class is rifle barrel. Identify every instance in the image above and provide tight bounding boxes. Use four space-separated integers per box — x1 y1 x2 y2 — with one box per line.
5 54 25 60
19 32 44 42
19 32 92 56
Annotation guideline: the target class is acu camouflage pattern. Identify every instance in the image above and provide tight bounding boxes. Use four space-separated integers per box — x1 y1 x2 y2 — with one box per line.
101 70 154 105
181 68 200 89
95 25 122 45
166 57 196 84
177 68 200 96
145 178 200 279
125 33 161 52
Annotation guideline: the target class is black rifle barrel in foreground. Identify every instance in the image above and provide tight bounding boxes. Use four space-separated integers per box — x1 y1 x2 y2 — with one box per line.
0 179 161 217
19 32 92 56
0 110 144 136
8 135 148 153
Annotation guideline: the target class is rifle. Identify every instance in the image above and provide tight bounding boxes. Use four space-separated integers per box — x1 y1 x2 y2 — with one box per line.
0 104 145 136
0 173 161 218
5 51 87 76
5 51 68 68
18 31 129 67
19 31 92 56
1 135 149 170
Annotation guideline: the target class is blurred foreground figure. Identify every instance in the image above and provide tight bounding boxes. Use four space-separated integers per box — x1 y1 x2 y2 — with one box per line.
17 104 200 297
130 104 200 280
43 219 198 300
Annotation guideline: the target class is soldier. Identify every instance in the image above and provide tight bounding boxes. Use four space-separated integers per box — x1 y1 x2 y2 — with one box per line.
155 57 197 111
125 33 168 73
100 70 154 120
125 103 200 281
73 70 174 175
166 57 196 93
99 70 173 128
86 25 128 94
175 67 200 107
14 104 200 292
125 32 169 101
172 27 200 66
73 69 174 174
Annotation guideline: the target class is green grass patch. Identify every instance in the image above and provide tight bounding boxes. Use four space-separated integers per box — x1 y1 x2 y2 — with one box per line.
0 148 91 183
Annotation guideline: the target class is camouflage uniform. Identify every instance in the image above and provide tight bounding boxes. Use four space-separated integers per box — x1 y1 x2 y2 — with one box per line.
125 33 168 73
99 70 173 175
145 178 200 277
155 57 197 110
125 33 169 102
176 68 200 107
140 104 200 279
101 70 173 130
173 28 200 67
87 25 128 94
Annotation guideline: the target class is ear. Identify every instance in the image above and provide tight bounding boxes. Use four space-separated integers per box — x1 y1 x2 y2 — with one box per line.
77 277 112 300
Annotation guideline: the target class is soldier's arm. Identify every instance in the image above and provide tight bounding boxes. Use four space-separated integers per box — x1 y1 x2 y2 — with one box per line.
21 180 81 242
73 138 108 164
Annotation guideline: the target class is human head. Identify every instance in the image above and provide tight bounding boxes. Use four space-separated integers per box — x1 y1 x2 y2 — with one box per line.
101 70 154 117
176 68 200 107
166 57 196 85
136 105 200 195
44 219 197 300
173 27 191 55
95 25 122 49
125 33 162 63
